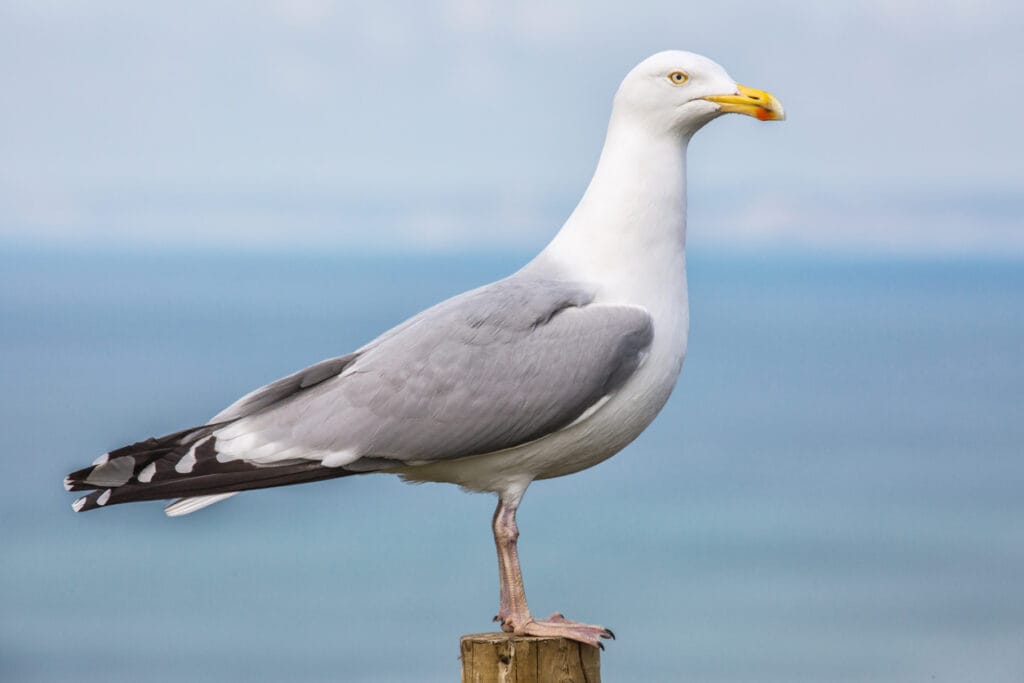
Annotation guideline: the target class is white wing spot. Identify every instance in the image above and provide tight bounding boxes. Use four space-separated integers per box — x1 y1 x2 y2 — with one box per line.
97 489 112 506
175 450 197 474
138 462 157 483
176 436 212 474
71 497 86 512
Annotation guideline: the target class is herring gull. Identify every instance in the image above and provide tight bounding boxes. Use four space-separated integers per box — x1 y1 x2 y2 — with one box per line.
64 50 784 647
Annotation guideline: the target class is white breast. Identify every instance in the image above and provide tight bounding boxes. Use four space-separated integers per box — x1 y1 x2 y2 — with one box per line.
400 104 693 495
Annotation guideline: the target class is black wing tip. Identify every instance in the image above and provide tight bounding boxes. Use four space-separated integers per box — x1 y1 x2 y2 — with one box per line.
63 426 214 501
66 422 372 513
64 470 98 492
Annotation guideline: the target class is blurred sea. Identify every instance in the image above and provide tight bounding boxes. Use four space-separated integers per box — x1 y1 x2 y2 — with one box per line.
1 247 1022 682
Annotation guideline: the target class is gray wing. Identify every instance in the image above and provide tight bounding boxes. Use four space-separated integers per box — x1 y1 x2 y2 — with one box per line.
211 354 358 423
210 276 654 466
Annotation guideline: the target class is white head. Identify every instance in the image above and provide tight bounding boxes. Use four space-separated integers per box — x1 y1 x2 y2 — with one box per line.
612 50 785 137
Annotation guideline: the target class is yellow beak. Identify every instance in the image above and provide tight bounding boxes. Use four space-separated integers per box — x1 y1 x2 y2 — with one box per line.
702 84 785 121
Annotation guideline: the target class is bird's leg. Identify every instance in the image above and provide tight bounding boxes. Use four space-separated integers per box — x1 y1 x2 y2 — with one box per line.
492 501 513 629
491 492 614 648
492 493 529 630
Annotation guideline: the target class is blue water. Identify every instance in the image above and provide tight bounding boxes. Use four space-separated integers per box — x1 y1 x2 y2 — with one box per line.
1 247 1022 682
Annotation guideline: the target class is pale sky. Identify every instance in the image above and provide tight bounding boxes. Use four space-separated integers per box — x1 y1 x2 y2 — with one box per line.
1 0 1022 254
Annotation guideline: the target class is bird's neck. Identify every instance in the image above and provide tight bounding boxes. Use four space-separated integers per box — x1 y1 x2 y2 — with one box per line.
533 118 690 304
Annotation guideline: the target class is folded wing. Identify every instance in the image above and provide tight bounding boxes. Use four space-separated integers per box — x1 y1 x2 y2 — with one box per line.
66 276 653 513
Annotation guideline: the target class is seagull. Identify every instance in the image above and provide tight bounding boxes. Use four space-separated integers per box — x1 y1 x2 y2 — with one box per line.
64 50 784 647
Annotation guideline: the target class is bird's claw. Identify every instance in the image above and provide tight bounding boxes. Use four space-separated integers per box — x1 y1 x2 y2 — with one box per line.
545 612 614 641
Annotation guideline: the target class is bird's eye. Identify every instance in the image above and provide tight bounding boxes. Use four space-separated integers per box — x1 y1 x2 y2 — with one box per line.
668 71 689 85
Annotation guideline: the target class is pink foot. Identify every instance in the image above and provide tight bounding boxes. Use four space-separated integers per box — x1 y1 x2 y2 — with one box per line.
503 612 615 649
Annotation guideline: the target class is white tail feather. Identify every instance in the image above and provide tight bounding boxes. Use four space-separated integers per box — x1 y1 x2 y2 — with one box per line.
164 493 238 517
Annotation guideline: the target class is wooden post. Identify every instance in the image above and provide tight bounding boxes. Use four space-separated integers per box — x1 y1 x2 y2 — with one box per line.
460 633 601 683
